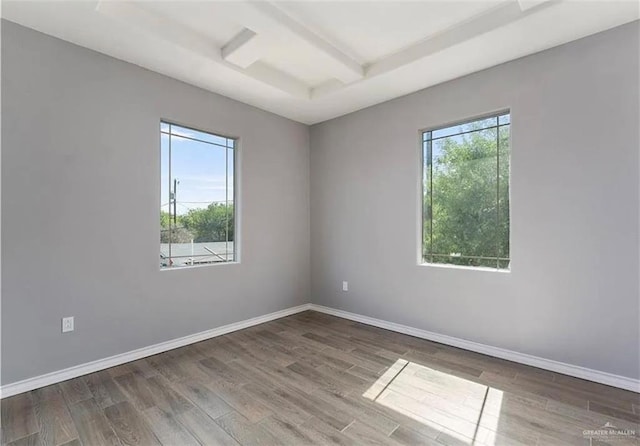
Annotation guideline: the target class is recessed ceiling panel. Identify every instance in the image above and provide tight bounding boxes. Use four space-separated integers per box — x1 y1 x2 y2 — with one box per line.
2 0 638 124
261 39 348 87
274 1 505 63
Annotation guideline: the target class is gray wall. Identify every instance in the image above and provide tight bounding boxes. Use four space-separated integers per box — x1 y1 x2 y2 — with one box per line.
1 21 310 384
2 19 639 385
310 22 640 379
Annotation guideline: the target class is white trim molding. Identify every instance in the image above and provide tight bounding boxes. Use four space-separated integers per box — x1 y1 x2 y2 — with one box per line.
2 302 638 398
310 304 640 393
0 304 312 399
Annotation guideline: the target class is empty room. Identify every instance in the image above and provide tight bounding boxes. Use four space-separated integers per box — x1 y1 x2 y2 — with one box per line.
1 0 639 445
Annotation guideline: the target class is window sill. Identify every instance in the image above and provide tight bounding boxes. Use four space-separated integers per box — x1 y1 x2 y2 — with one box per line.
160 261 240 271
418 262 511 273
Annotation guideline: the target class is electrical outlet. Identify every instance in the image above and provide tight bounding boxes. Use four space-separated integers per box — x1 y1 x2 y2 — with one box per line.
342 281 348 291
62 316 74 333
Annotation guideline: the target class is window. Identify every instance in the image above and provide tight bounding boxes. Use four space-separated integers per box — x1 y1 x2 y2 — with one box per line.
160 122 236 269
422 112 510 269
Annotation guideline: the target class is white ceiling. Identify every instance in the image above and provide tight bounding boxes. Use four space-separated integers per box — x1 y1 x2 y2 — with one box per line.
3 1 639 124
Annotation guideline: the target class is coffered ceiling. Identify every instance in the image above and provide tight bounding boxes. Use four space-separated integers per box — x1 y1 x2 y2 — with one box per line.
3 1 638 124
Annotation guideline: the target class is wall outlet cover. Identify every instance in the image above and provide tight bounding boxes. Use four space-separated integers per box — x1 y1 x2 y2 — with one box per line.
62 317 74 333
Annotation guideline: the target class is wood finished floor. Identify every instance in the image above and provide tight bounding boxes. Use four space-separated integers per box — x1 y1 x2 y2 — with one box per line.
1 311 638 446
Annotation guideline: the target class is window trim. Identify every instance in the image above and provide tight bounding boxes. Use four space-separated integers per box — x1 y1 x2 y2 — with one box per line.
159 119 240 270
417 109 511 272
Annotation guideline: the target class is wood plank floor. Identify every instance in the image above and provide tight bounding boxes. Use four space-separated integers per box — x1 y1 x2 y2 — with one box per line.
2 311 638 445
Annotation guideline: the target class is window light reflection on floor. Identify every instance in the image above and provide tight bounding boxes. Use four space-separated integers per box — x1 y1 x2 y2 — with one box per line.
362 359 504 445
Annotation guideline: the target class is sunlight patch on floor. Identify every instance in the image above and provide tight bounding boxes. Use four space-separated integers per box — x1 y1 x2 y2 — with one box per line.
363 359 504 445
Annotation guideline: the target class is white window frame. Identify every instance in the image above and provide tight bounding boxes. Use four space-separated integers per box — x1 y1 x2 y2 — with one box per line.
160 120 239 270
419 110 511 271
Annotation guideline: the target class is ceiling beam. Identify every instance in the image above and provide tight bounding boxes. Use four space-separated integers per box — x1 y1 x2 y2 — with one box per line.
96 1 310 99
244 62 310 99
240 1 364 84
222 28 267 69
365 0 555 79
310 80 344 100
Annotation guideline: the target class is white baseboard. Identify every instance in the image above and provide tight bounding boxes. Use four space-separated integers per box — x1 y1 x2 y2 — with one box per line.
309 304 640 393
0 303 312 399
3 302 638 397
